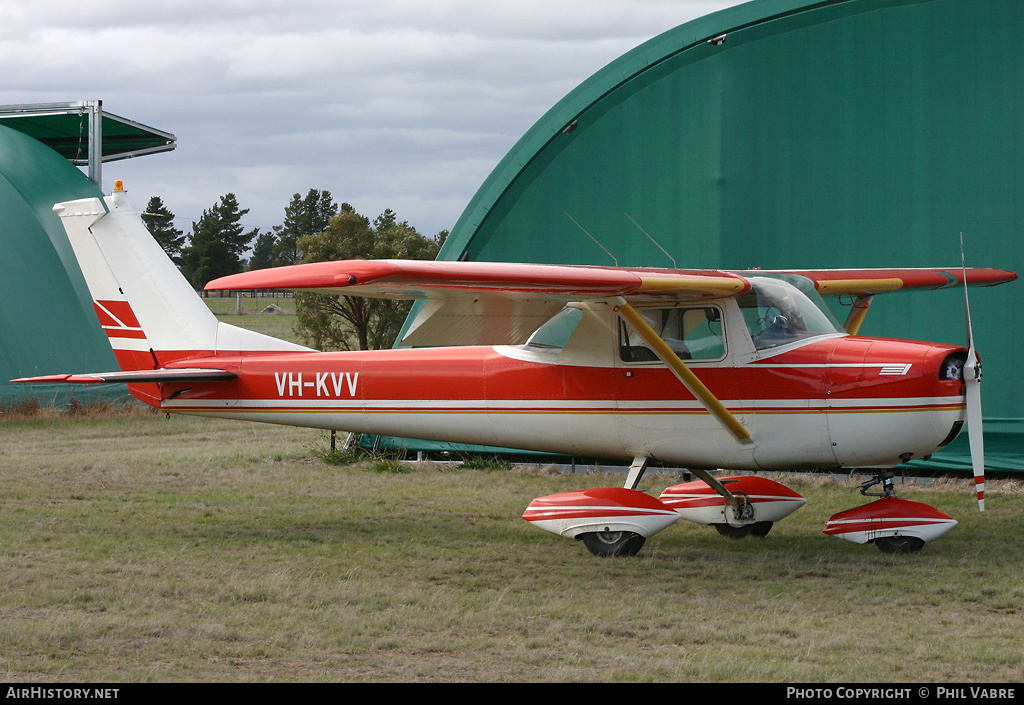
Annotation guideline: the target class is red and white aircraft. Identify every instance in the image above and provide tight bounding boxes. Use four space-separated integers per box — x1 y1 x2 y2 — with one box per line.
16 183 1017 556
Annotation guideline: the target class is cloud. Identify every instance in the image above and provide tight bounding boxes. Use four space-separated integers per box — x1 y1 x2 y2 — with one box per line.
0 0 743 240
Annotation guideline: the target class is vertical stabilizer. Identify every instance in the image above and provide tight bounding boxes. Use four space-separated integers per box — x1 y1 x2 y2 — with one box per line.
53 183 309 373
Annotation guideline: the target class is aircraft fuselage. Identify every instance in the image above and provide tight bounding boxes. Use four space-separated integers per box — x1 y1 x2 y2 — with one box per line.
149 326 967 471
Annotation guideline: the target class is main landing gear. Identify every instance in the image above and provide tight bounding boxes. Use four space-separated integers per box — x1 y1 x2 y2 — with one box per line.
579 530 646 557
713 521 774 539
658 471 805 542
521 457 808 557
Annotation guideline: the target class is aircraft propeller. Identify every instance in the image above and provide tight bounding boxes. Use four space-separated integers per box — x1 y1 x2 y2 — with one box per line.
962 235 986 511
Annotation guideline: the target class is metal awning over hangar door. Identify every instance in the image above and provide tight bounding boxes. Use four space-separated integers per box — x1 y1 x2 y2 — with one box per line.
0 100 175 186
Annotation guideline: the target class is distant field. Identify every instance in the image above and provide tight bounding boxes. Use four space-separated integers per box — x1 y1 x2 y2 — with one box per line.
202 292 304 345
0 410 1021 682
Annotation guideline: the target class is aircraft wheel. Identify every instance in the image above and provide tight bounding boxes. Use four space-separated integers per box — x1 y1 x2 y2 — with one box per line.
579 531 646 557
873 536 925 554
714 521 773 539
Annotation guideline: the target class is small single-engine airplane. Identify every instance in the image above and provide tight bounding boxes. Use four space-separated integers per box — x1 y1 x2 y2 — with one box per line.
16 183 1018 556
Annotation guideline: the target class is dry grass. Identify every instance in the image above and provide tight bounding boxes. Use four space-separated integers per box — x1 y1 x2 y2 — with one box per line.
0 395 153 423
0 412 1021 683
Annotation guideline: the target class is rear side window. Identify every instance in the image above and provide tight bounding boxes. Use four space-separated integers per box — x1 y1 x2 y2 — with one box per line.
619 306 725 362
525 307 584 350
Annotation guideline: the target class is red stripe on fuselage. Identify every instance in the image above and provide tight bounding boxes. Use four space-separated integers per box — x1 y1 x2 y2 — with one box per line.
152 336 964 412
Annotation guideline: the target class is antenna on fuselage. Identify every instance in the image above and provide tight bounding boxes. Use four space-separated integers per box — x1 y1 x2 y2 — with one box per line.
624 213 676 269
563 211 617 266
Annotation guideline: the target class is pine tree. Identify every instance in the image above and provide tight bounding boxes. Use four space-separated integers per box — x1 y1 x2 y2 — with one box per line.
179 193 259 289
272 189 338 266
249 231 277 271
141 196 185 264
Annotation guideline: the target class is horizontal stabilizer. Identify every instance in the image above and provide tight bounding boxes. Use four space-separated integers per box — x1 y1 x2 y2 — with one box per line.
13 368 237 385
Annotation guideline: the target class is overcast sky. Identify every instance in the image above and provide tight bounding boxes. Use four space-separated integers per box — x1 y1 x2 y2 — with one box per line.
1 0 744 240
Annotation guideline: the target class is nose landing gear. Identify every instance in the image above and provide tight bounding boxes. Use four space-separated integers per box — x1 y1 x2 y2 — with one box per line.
859 470 897 499
824 470 958 553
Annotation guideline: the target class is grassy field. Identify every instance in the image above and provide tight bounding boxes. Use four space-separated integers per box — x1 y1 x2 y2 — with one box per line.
0 408 1022 683
201 292 303 344
1 302 1020 682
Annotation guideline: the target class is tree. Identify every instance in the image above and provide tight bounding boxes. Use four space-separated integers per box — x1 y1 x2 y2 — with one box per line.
248 231 277 271
179 193 259 289
272 189 338 266
294 204 442 350
141 196 185 264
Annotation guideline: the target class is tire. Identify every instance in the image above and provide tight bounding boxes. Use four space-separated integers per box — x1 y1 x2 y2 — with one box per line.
579 531 646 557
713 521 773 539
873 535 925 554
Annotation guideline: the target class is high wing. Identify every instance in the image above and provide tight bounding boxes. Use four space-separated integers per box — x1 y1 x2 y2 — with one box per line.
206 259 750 299
207 260 750 346
780 267 1017 335
206 260 1016 346
782 267 1017 295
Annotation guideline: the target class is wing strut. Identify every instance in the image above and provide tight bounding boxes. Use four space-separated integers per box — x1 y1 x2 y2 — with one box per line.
615 300 751 443
843 295 874 335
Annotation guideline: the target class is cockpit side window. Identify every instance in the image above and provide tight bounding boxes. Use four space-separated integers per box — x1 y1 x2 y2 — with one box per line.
618 306 726 363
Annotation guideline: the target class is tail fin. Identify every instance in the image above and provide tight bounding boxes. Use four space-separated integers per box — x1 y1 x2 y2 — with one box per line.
54 182 309 376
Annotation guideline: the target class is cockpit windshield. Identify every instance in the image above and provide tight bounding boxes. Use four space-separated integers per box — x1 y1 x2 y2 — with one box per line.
738 275 845 351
